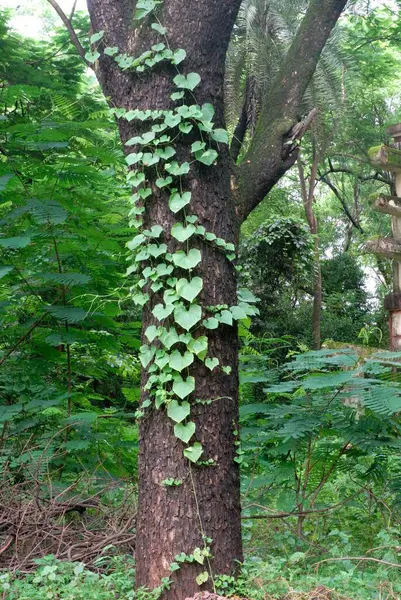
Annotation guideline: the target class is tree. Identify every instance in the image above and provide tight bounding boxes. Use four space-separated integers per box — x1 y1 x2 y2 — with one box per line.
47 0 348 597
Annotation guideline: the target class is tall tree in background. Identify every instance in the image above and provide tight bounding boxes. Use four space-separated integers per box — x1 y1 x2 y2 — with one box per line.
48 0 348 597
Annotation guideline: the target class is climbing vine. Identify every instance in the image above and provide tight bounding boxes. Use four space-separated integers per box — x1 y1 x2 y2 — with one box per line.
85 0 259 585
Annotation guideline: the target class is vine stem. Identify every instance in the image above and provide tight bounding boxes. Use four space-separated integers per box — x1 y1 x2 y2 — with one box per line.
188 461 216 592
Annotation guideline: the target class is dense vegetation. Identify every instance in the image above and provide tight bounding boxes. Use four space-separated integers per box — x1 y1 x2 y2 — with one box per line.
2 1 401 598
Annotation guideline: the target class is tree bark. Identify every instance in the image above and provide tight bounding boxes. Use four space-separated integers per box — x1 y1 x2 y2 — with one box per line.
49 0 349 597
298 152 322 350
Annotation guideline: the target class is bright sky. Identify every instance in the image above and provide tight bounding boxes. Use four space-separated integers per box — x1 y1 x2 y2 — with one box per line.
1 0 87 38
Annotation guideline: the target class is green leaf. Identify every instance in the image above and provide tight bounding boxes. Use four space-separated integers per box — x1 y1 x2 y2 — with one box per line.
156 146 176 160
174 421 196 443
139 345 156 368
201 103 215 122
176 277 203 302
165 113 182 128
191 141 206 153
203 317 219 330
153 303 174 321
167 400 191 422
171 222 196 242
0 236 31 249
172 49 187 65
188 336 208 360
165 161 190 176
0 265 13 279
169 191 191 213
145 325 160 343
193 548 205 564
172 249 202 270
126 152 144 166
173 375 195 399
179 122 193 134
104 46 119 56
156 175 173 188
171 91 185 101
174 304 202 331
159 327 180 349
217 309 233 326
205 357 219 371
231 305 248 320
196 571 209 585
196 149 218 166
46 306 86 324
127 171 146 187
151 22 167 34
90 30 104 44
169 350 194 372
85 50 100 63
184 442 203 463
211 128 229 144
173 72 201 91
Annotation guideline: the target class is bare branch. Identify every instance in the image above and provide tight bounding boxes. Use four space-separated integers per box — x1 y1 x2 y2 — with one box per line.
46 0 90 66
319 173 364 232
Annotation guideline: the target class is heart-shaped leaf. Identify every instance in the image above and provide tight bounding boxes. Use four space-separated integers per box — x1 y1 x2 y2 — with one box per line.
171 222 196 242
195 149 218 166
203 317 219 330
176 277 203 302
184 442 203 463
173 72 201 91
85 50 100 63
173 375 195 399
139 345 156 368
156 176 173 188
159 327 180 349
145 325 159 342
174 421 196 443
104 46 119 56
169 350 194 372
126 152 143 166
196 571 209 585
156 146 176 160
152 303 174 322
169 192 191 213
217 309 233 326
167 399 191 423
165 161 190 176
172 48 187 65
172 249 201 270
211 128 229 144
174 304 202 331
188 336 208 359
205 357 219 371
154 351 169 370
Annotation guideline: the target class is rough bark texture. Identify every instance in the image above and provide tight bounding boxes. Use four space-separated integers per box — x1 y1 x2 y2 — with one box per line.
298 155 322 350
85 1 243 596
49 0 349 598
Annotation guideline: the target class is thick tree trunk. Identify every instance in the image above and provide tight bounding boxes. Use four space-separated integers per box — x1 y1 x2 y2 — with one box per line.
86 1 242 597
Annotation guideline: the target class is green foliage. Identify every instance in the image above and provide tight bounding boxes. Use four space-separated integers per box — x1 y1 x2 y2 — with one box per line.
2 557 170 600
0 11 139 483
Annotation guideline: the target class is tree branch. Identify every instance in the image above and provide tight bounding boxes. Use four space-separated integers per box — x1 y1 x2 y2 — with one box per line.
236 0 348 222
319 173 364 232
230 76 258 162
46 0 90 66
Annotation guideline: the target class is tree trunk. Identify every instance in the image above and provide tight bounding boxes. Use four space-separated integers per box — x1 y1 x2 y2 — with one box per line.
86 1 243 597
298 154 322 350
